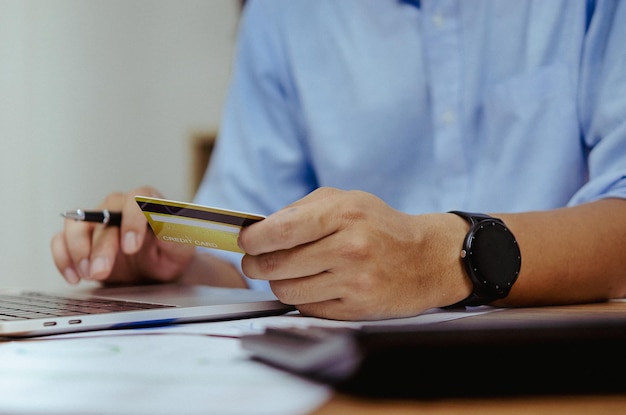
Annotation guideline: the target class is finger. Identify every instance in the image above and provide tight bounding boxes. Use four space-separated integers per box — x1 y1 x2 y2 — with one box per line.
63 217 98 279
270 276 377 321
88 225 122 281
50 232 81 285
241 230 349 281
296 300 372 321
117 186 163 254
269 272 342 305
68 191 131 281
272 274 398 321
239 187 345 255
85 187 161 280
63 190 128 281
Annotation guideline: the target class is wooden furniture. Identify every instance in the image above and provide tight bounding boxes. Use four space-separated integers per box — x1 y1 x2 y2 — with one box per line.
190 130 217 195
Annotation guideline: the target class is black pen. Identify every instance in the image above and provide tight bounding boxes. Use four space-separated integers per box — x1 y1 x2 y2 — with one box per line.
61 209 122 226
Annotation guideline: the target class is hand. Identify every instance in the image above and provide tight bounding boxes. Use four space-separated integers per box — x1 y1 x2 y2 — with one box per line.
50 186 196 285
238 187 471 320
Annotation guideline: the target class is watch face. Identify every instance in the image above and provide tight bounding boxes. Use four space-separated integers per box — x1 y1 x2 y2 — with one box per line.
467 220 521 296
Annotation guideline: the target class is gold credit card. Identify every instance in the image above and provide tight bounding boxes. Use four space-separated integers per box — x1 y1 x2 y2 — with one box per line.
135 196 265 253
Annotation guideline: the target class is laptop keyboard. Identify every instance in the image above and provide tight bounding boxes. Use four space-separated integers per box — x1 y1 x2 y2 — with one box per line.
0 292 174 321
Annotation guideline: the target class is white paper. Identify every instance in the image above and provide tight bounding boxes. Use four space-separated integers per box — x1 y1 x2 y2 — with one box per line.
0 307 498 414
0 334 330 415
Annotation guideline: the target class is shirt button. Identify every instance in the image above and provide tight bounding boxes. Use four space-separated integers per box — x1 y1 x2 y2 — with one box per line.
432 13 445 28
441 110 456 125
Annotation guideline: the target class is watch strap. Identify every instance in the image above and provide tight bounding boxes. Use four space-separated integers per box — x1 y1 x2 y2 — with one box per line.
449 210 502 227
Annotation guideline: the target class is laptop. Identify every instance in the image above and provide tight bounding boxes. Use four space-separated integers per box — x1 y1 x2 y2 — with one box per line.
241 302 626 398
0 283 294 338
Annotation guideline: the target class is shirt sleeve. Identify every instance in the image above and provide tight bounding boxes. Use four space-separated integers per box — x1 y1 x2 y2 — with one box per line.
196 0 316 215
193 1 315 291
570 0 626 205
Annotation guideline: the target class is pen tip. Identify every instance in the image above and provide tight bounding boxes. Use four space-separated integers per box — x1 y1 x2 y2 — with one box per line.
61 211 81 221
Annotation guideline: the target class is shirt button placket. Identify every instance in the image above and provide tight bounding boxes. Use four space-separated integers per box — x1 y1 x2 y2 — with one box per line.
421 0 467 209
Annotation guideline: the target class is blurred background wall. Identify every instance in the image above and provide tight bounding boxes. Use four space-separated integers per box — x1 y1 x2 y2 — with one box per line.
0 0 240 290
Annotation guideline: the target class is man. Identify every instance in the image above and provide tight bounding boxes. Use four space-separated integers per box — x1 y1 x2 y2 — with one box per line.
51 0 626 321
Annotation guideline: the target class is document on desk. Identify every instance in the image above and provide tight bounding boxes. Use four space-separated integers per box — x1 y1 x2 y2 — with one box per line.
0 334 330 415
0 307 495 415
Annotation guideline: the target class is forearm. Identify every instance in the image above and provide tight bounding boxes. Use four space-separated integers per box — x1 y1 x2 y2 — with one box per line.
179 252 248 289
494 198 626 307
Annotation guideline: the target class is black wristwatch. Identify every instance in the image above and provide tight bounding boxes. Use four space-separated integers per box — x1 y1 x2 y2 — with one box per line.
446 211 521 308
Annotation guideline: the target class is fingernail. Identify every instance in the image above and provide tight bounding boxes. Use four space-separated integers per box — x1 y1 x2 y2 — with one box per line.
64 268 80 284
79 258 90 279
123 231 138 253
90 256 109 278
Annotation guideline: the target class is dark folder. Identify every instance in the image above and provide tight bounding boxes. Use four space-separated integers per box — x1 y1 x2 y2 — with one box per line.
241 303 626 398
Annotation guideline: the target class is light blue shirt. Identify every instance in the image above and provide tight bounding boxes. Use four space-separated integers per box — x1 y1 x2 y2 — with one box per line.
195 0 626 290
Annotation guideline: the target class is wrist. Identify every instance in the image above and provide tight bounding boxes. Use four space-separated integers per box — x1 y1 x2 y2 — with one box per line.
443 213 474 306
415 213 473 309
